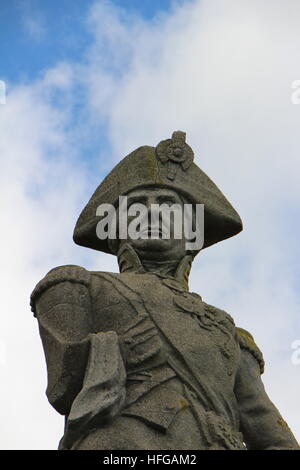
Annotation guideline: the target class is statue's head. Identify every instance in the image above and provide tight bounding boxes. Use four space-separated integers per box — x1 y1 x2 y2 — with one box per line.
73 131 243 263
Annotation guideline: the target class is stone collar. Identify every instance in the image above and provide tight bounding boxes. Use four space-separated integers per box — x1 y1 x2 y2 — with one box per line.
117 243 193 290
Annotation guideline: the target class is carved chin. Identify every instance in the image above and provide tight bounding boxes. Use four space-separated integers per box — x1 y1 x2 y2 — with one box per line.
130 237 177 252
130 238 188 260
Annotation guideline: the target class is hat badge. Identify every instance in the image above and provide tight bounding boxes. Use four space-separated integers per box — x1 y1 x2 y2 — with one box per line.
155 131 194 180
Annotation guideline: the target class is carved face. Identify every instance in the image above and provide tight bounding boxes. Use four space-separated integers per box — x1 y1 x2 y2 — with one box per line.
114 186 190 261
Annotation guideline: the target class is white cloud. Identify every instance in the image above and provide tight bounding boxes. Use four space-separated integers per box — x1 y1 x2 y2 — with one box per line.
1 0 299 448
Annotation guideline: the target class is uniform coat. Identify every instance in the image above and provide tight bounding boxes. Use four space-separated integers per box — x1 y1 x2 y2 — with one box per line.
31 257 299 450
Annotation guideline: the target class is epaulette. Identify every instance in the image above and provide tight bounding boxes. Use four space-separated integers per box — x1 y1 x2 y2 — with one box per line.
236 327 265 374
30 265 90 316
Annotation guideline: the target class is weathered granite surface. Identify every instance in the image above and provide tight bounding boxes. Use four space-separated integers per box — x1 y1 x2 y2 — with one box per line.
31 132 299 450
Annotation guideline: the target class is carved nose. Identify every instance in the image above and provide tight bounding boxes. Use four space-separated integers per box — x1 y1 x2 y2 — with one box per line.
145 197 159 210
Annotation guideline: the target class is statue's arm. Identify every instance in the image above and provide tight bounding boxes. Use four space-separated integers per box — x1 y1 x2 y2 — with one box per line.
234 328 299 450
30 265 92 416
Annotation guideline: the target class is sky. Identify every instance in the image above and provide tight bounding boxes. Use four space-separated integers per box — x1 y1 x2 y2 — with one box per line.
0 0 300 450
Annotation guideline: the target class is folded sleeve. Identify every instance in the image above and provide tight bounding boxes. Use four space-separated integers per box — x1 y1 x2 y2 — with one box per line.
234 328 299 450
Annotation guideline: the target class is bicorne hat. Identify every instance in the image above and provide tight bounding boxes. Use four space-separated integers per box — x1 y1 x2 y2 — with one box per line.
73 131 243 254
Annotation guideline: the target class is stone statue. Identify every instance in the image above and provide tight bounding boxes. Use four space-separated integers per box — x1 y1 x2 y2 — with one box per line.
30 131 299 450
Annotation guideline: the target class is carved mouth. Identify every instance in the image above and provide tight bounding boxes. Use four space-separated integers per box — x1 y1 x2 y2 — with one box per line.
140 227 165 238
